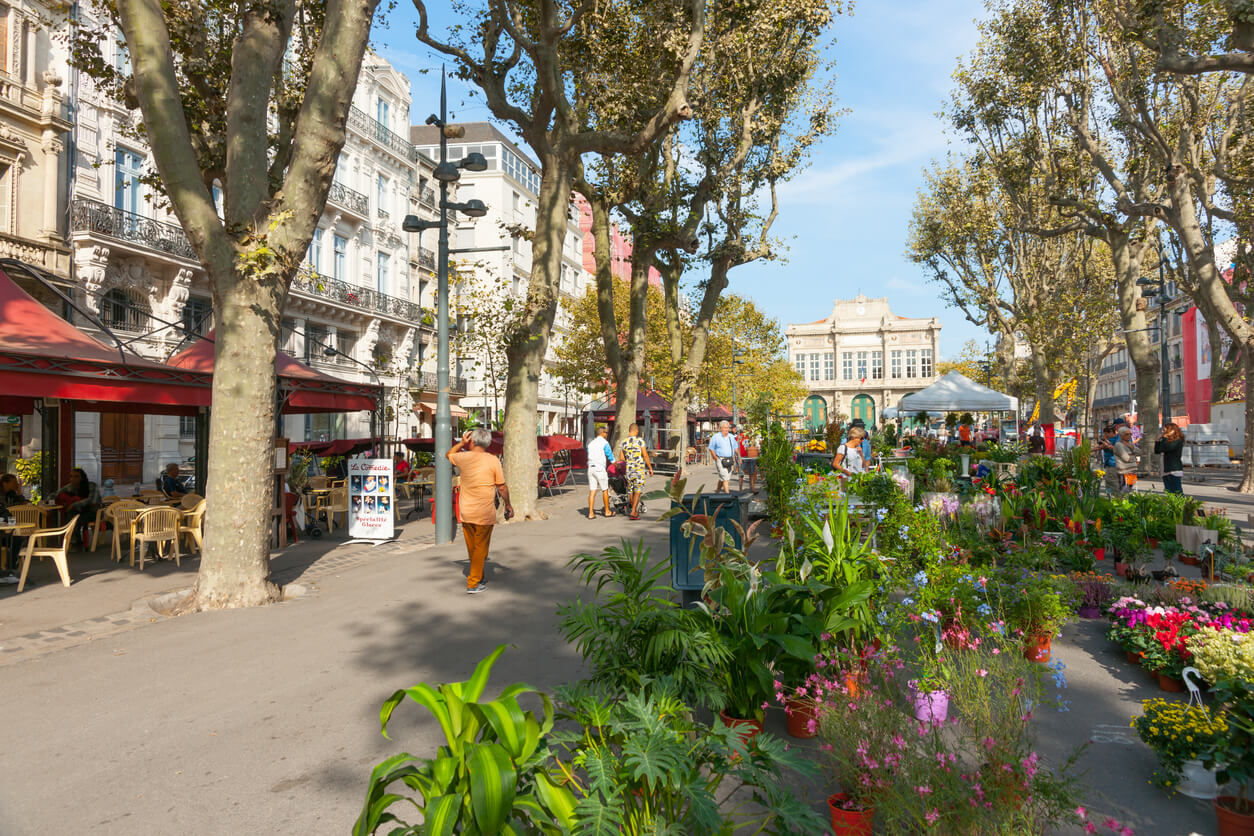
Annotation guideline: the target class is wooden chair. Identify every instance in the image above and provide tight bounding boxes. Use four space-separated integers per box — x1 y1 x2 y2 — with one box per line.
102 501 146 560
313 486 348 533
180 492 204 510
16 515 80 592
178 499 207 555
131 506 181 570
1 505 40 571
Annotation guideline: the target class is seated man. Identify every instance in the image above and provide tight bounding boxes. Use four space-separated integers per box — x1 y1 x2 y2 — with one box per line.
159 463 187 498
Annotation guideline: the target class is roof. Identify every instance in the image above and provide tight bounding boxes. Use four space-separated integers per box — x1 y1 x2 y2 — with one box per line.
409 122 541 171
0 266 212 413
896 371 1017 413
586 389 673 415
167 332 378 415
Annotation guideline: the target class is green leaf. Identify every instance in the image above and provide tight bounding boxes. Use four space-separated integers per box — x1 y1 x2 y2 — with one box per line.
419 793 462 836
465 644 508 703
533 773 578 830
475 696 529 759
468 742 517 834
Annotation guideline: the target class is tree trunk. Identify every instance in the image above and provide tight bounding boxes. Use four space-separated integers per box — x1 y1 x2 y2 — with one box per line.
1109 235 1161 471
185 272 284 610
1241 348 1254 492
610 256 652 447
1029 351 1056 425
502 156 571 520
667 258 729 474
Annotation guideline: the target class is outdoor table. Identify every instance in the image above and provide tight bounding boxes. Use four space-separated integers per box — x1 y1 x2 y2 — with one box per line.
400 478 434 519
0 520 22 571
36 503 63 527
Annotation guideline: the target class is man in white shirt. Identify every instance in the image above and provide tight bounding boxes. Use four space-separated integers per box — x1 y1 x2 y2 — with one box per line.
708 420 737 493
586 425 615 519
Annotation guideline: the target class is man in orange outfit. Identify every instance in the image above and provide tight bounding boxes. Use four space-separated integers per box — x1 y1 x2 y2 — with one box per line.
446 428 512 594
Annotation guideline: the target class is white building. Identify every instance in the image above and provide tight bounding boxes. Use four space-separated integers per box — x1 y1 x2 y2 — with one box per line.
65 46 438 486
786 295 942 429
412 122 592 436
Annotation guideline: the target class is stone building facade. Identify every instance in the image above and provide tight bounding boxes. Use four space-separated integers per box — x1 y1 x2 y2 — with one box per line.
785 295 942 430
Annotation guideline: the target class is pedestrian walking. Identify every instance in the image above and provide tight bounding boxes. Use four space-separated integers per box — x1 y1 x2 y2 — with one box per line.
586 424 615 519
1155 422 1186 495
617 423 653 520
708 420 737 493
446 429 512 594
1114 425 1139 494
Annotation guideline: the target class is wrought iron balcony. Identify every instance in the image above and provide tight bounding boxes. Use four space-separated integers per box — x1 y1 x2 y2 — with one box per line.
418 247 436 270
328 180 369 216
71 198 198 262
377 208 390 222
292 266 435 324
348 106 416 162
409 370 467 395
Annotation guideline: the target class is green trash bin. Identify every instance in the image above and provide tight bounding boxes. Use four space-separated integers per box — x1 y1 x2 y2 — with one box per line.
669 493 746 607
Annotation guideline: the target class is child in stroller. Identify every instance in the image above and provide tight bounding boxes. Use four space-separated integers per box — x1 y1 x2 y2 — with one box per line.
605 461 645 517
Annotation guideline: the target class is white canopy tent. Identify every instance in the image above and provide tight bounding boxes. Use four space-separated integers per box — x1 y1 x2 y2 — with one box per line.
896 371 1018 414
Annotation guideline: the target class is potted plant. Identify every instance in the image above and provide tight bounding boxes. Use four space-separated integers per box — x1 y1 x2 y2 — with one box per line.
1071 572 1114 619
999 571 1075 663
1190 628 1254 833
1132 697 1228 797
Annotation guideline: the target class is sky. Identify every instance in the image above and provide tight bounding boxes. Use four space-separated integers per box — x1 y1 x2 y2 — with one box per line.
373 1 990 360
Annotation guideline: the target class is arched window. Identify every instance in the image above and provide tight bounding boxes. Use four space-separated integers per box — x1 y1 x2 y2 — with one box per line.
100 288 150 332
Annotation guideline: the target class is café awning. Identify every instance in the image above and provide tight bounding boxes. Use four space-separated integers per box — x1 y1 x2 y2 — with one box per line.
0 266 211 413
167 332 377 414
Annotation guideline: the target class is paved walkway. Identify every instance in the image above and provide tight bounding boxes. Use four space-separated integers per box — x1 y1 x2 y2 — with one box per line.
0 464 1219 835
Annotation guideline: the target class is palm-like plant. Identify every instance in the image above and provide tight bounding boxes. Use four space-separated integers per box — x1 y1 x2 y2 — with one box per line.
558 539 731 711
547 686 825 835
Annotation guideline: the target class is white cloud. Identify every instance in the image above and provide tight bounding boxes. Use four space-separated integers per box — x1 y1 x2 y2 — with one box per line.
779 125 952 204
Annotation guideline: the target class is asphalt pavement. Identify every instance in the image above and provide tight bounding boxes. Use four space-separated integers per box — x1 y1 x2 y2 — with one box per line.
0 465 1222 835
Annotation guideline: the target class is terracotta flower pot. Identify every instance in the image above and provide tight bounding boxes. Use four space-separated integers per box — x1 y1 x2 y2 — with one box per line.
1114 561 1129 577
1126 650 1140 665
1182 555 1202 566
827 793 874 836
1158 673 1185 692
1148 537 1161 549
784 699 817 739
1214 796 1254 836
1023 631 1052 663
718 711 763 745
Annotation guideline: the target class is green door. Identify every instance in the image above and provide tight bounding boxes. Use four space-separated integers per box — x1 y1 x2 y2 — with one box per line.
851 394 875 427
802 395 827 432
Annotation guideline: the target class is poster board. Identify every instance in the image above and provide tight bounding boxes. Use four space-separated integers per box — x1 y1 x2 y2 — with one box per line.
348 456 395 540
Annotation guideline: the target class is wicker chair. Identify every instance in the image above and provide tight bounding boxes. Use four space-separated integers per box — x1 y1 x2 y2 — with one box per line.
178 499 207 554
16 515 80 592
131 506 181 570
179 492 204 510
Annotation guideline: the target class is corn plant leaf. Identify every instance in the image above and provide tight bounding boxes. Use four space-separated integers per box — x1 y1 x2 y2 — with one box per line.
468 742 517 834
532 773 578 830
419 793 462 836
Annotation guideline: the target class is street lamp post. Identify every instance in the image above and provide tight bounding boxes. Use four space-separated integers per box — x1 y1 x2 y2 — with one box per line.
402 72 489 544
1135 243 1173 429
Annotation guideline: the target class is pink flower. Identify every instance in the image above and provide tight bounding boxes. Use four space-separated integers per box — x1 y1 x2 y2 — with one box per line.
1083 824 1097 835
916 784 932 796
925 809 940 825
977 668 989 677
1075 806 1086 819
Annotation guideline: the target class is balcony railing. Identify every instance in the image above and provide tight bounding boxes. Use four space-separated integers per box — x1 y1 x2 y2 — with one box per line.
292 266 435 324
71 198 199 262
418 247 436 270
410 370 467 395
348 106 416 162
328 180 369 216
377 208 390 222
1093 395 1130 409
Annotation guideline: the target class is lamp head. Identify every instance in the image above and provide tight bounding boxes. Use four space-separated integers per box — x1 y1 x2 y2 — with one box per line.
402 214 439 233
460 199 488 218
1135 276 1157 287
459 152 488 172
425 114 442 127
324 346 338 357
433 161 461 183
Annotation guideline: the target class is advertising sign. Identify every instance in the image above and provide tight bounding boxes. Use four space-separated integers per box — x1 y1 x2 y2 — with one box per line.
347 456 394 540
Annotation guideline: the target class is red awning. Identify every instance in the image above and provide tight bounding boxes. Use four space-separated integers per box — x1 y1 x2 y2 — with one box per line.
538 434 581 453
403 431 503 456
167 332 377 415
290 438 381 457
0 267 212 412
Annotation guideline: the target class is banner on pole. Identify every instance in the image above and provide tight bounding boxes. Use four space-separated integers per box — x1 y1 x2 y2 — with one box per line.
348 456 395 540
